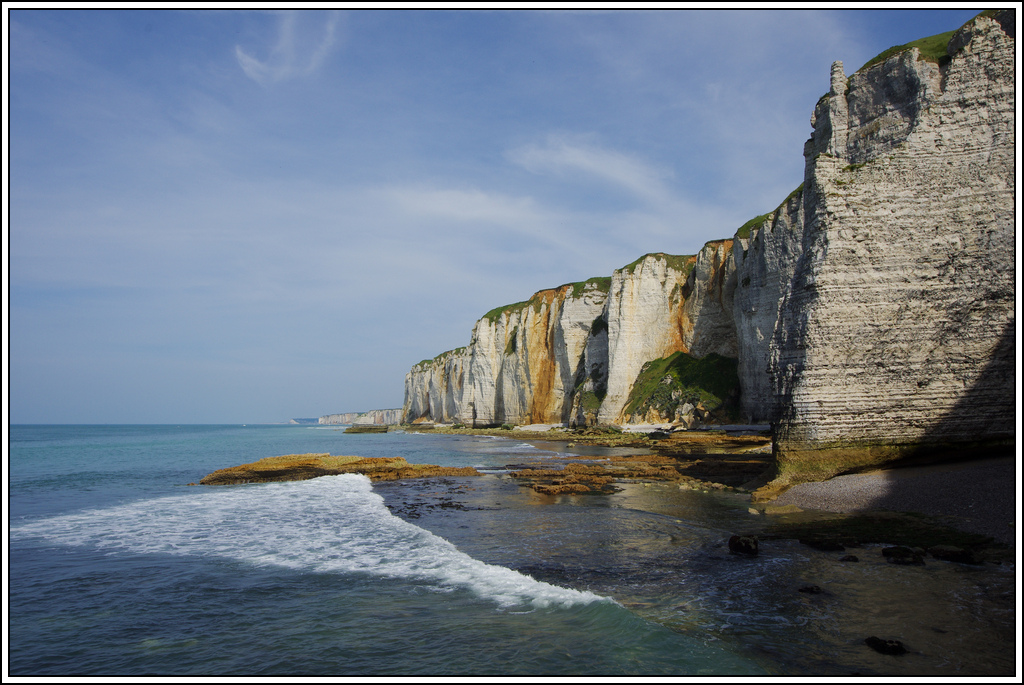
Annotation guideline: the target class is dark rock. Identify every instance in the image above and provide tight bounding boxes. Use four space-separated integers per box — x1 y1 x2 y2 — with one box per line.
839 554 859 562
864 636 907 656
798 584 823 594
728 535 759 556
929 545 983 565
882 546 925 565
800 537 846 551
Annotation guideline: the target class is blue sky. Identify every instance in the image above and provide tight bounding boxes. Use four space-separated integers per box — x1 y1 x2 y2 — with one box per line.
7 8 984 423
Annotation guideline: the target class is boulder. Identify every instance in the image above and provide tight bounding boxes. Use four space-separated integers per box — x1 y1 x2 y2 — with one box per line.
864 636 907 656
728 534 759 556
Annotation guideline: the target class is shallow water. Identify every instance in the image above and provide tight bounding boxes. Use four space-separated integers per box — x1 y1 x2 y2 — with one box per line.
8 425 1017 676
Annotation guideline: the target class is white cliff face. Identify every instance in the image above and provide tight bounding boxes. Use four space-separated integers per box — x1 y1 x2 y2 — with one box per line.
405 252 742 428
768 15 1015 481
681 240 740 359
597 250 739 424
404 280 609 426
321 408 404 425
402 13 1014 478
597 255 692 424
402 347 469 424
733 190 805 423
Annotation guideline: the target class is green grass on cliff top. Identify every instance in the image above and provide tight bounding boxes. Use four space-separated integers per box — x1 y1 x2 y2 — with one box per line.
734 183 804 240
481 276 611 323
414 346 468 370
856 29 957 73
854 9 997 75
619 252 695 276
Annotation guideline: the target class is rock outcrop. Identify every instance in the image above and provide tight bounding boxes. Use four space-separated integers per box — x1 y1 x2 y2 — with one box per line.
199 454 479 485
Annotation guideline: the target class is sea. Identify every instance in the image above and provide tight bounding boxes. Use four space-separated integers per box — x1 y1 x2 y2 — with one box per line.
7 424 1017 677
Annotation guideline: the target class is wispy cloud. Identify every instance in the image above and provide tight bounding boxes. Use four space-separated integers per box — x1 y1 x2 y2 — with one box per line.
236 10 341 85
506 135 675 204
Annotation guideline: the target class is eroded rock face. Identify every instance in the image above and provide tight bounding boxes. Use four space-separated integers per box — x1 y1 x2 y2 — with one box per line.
404 251 741 427
403 348 469 424
598 255 694 424
403 280 610 426
769 16 1015 483
403 16 1014 485
599 248 740 424
733 190 805 423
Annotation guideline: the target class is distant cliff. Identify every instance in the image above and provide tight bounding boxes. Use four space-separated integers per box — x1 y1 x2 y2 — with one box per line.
403 13 1014 485
404 247 738 427
320 409 403 425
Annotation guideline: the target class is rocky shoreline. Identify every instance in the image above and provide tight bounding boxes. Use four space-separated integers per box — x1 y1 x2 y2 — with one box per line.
196 453 479 485
196 428 1014 560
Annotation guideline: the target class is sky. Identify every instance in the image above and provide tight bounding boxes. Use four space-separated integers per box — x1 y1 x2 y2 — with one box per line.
6 7 987 424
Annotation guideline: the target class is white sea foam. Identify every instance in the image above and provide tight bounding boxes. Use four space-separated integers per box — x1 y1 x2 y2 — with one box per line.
12 474 608 609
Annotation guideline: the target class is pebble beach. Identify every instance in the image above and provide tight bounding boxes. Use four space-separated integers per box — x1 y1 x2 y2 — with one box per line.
774 455 1018 546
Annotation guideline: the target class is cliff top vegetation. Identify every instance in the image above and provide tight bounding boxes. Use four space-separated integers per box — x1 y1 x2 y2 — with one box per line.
854 9 1002 75
413 346 468 370
620 253 695 276
856 29 957 73
734 183 803 240
481 276 611 323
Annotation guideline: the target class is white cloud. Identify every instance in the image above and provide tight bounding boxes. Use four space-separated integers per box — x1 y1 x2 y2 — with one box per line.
506 135 675 205
236 10 341 85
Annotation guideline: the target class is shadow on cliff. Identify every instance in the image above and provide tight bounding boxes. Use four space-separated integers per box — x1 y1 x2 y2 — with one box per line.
854 318 1016 536
894 316 1016 468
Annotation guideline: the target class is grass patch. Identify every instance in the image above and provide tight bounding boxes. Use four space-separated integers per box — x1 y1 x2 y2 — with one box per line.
856 29 956 73
413 347 468 370
622 351 740 421
579 390 604 413
620 253 695 277
505 326 518 355
564 276 612 298
735 213 771 240
482 300 532 324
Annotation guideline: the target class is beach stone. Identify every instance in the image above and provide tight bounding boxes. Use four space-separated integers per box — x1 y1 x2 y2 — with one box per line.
929 545 983 565
864 636 907 656
798 585 824 594
728 535 758 556
839 554 859 562
882 546 925 565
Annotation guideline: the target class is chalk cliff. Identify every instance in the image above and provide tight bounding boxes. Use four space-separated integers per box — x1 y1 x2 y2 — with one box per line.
320 408 404 425
403 13 1014 485
404 249 740 427
761 14 1016 489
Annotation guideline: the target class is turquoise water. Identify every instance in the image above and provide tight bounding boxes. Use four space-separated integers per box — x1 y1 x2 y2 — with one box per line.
8 425 1016 676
